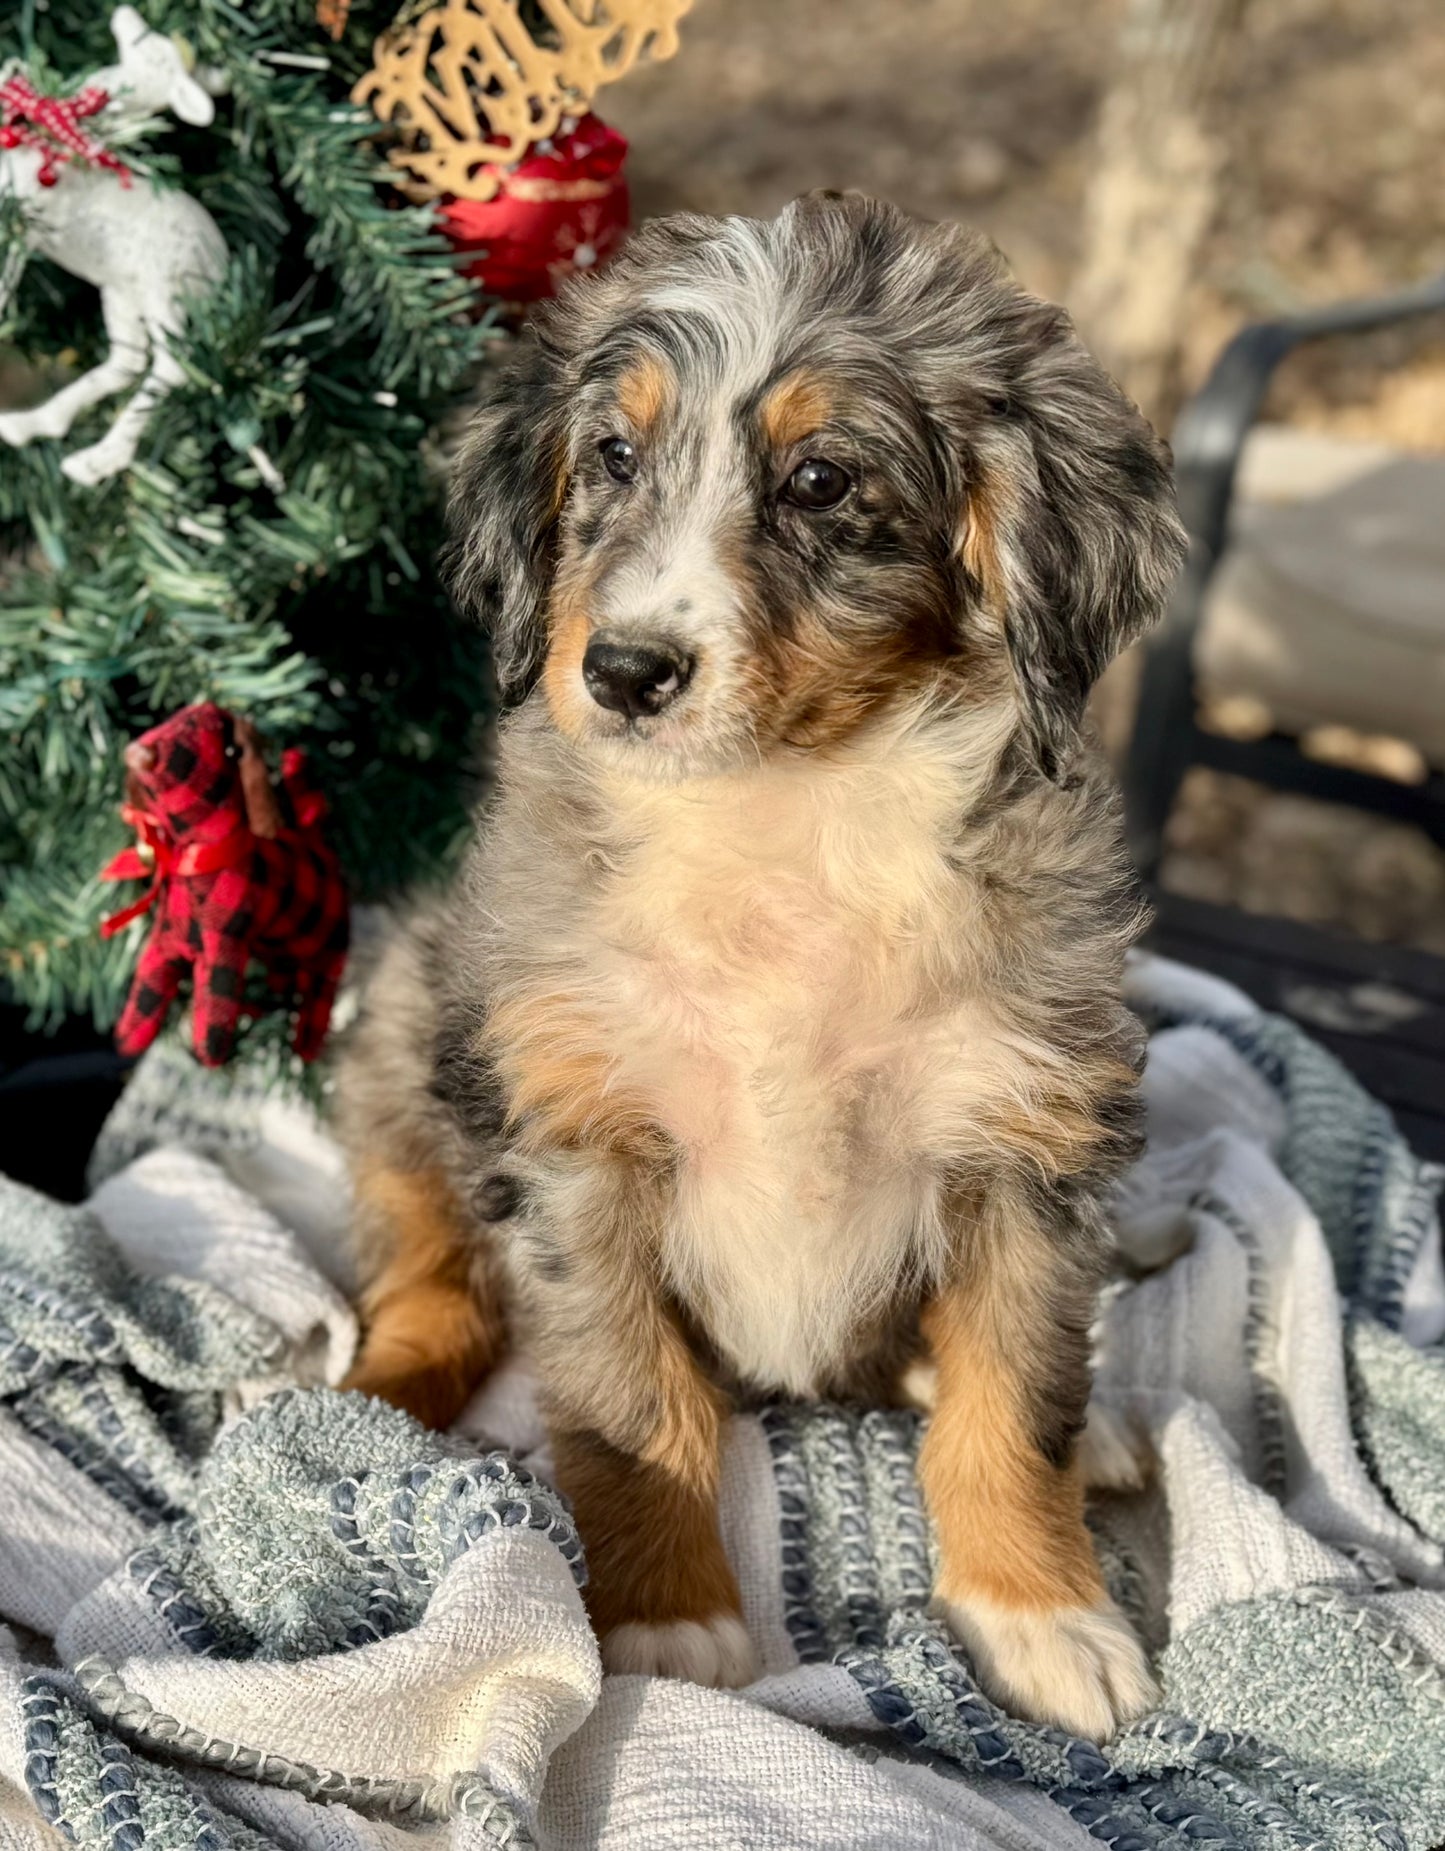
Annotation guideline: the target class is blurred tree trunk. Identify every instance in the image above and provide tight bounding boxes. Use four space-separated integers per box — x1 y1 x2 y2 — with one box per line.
1071 0 1249 431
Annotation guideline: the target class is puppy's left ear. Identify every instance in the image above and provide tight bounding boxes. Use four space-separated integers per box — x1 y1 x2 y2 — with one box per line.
445 324 571 704
961 309 1187 782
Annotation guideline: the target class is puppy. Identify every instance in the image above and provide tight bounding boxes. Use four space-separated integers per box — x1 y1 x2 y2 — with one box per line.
336 194 1186 1741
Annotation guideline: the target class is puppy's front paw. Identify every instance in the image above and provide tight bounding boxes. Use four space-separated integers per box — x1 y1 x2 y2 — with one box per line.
601 1612 758 1689
937 1593 1158 1741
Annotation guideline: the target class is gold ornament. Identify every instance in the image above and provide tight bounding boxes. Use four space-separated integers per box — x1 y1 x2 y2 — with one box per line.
353 0 690 203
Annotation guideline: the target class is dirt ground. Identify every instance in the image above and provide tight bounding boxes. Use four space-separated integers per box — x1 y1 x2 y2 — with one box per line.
608 0 1445 949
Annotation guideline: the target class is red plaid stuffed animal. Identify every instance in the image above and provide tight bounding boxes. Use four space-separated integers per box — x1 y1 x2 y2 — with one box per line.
101 703 349 1066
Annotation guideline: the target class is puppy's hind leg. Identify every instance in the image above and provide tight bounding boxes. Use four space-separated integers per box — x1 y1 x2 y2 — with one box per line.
343 1161 506 1429
335 913 506 1429
1076 1398 1153 1493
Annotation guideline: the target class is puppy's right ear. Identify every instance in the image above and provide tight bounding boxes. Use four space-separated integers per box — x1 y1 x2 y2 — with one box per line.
446 329 570 705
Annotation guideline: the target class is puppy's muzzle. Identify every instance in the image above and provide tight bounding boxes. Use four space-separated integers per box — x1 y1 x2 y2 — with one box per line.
582 635 695 721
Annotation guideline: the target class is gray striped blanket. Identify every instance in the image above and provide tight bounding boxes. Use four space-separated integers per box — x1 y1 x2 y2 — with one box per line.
2 951 1444 1851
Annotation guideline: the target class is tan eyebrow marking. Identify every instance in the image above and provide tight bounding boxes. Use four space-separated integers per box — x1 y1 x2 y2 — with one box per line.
616 354 674 433
758 369 834 449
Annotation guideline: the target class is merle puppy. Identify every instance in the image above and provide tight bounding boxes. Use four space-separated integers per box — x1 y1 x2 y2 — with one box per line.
336 193 1186 1740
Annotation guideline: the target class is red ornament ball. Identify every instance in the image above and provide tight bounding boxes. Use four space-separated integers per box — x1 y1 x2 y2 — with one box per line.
438 113 630 304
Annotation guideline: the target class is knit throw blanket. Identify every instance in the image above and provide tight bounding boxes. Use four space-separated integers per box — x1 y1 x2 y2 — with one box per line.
3 952 1445 1851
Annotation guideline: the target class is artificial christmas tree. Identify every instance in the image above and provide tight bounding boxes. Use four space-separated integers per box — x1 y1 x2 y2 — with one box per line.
0 0 495 1038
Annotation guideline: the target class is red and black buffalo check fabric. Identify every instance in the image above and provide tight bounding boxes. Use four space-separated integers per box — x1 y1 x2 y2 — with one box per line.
102 703 349 1067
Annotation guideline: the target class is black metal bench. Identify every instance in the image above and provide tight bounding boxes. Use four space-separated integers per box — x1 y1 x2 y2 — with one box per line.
1125 271 1445 874
1128 275 1445 1157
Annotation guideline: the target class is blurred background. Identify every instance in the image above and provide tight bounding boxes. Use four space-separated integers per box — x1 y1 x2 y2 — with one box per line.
609 0 1445 952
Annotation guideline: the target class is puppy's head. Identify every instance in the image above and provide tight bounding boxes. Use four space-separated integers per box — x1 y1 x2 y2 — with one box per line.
448 194 1186 782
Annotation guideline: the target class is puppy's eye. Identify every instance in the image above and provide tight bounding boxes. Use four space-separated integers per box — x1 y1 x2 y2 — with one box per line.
599 436 638 483
783 457 852 511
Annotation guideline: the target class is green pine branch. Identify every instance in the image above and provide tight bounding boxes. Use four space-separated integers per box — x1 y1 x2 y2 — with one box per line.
0 1 507 1030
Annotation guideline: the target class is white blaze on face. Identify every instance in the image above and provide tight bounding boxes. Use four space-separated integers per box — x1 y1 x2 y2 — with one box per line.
584 401 763 770
578 225 797 770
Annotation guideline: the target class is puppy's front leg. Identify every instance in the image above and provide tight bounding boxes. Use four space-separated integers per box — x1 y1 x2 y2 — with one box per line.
921 1185 1157 1740
527 1153 756 1690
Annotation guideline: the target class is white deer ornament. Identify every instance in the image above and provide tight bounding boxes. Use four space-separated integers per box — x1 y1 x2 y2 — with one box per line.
0 7 227 487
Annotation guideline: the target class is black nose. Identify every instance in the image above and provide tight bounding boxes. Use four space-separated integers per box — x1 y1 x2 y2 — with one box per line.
581 638 694 719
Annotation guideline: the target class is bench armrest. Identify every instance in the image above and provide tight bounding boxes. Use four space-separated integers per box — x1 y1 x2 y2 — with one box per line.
1123 271 1445 876
1174 269 1445 567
